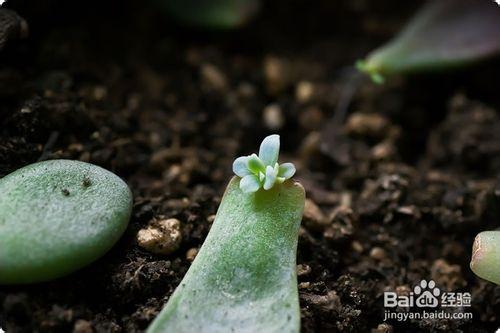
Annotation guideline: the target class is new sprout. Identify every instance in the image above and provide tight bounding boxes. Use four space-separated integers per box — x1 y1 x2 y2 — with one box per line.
233 134 296 193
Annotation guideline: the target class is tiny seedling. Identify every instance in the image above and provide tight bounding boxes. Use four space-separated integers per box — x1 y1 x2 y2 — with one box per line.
357 0 500 83
147 135 305 333
470 231 500 285
0 160 132 284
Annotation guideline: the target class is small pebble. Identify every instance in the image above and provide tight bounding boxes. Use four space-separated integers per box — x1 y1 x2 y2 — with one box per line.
137 218 182 255
263 56 290 95
295 81 314 103
73 319 93 333
296 264 311 277
200 63 228 92
186 248 198 262
263 103 284 130
301 291 341 312
369 247 386 261
351 241 364 253
298 282 311 289
206 214 216 224
371 323 393 333
346 112 390 138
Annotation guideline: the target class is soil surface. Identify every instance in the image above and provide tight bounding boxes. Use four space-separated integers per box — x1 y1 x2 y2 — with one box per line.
1 0 500 332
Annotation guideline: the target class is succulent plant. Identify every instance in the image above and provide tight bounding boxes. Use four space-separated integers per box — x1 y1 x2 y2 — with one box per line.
233 134 296 193
147 135 305 333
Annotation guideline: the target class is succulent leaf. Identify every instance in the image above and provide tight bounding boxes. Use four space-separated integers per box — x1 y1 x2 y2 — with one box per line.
358 0 500 81
233 156 251 177
240 174 261 193
160 0 261 29
147 177 305 333
259 134 280 167
470 231 500 285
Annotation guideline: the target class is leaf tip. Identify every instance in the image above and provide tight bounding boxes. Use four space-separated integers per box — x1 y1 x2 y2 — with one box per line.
356 59 385 84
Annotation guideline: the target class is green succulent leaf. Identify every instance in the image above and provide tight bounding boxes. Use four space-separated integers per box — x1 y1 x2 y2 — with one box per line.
247 153 266 174
147 177 305 333
160 0 261 29
259 134 280 167
240 174 261 193
0 160 132 284
263 165 278 190
233 156 251 177
278 162 296 179
470 231 500 285
358 0 500 81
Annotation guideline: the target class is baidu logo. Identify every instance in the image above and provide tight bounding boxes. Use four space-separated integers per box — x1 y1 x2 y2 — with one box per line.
383 279 473 322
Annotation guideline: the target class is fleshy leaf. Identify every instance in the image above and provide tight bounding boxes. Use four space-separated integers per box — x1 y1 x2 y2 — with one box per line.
263 165 278 190
0 160 132 284
470 231 500 285
147 177 305 333
247 153 265 174
278 162 296 179
358 0 500 80
259 134 280 167
240 174 261 193
232 156 251 177
160 0 261 29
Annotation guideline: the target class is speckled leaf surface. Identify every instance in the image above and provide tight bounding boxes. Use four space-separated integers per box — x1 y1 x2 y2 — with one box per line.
471 231 500 285
359 0 500 78
147 176 305 333
0 160 132 284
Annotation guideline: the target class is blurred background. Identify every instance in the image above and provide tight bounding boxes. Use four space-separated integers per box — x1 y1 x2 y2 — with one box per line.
1 0 500 332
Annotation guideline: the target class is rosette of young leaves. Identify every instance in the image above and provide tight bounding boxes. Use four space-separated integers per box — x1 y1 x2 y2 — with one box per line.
357 0 500 83
147 138 305 333
470 231 500 285
233 134 296 193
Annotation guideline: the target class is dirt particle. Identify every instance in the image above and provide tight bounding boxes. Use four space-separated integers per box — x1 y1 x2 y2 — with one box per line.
200 63 228 92
61 188 70 196
431 259 466 291
297 264 311 277
351 240 364 253
301 290 341 312
263 56 290 95
371 323 393 333
346 112 390 139
137 218 182 255
186 248 198 262
298 282 311 289
206 214 216 224
295 81 314 103
303 199 328 231
262 103 284 130
369 247 386 261
73 319 93 333
324 206 356 242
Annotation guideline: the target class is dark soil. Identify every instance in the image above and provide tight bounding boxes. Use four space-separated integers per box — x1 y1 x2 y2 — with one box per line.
1 0 500 332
